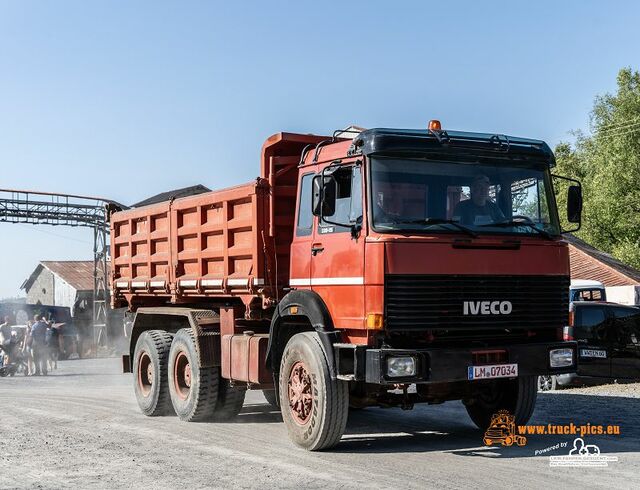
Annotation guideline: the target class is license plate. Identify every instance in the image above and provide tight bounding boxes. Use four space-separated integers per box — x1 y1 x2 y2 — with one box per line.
468 363 518 380
580 349 607 359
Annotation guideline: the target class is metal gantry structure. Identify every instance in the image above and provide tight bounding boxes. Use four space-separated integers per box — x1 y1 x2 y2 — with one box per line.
0 188 122 350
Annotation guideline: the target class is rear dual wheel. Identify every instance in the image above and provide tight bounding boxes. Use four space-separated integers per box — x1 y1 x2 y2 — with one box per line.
133 330 175 416
168 329 245 422
133 328 245 421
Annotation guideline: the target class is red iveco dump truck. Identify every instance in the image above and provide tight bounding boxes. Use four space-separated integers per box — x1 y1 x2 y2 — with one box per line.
112 122 582 450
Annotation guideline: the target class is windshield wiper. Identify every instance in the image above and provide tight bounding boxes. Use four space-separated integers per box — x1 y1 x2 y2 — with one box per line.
399 218 478 238
478 220 553 239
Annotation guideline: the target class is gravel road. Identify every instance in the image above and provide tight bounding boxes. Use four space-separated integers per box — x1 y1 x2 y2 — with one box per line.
1 358 639 489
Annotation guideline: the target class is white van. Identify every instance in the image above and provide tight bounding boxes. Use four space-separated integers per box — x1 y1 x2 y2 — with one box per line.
570 279 606 302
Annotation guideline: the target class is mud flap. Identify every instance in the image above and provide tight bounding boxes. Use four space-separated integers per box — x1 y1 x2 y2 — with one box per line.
122 354 131 373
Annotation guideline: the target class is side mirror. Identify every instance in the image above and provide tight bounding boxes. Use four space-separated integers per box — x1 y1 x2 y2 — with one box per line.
312 175 337 217
567 185 582 223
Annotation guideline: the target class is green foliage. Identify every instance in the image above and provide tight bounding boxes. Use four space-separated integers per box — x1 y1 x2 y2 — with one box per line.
555 67 640 269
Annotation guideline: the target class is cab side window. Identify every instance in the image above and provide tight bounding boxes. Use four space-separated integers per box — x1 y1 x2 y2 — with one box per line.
296 173 314 237
319 166 362 234
611 307 640 344
577 307 607 341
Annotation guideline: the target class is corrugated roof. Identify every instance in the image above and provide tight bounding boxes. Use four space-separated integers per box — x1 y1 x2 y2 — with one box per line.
22 261 110 292
566 234 640 286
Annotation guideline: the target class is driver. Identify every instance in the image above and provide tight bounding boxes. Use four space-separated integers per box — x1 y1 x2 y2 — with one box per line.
452 174 505 225
373 190 398 223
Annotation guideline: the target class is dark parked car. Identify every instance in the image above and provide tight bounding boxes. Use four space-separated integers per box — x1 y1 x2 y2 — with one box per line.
538 302 640 390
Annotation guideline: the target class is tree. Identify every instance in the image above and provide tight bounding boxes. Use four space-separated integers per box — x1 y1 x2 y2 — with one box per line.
555 68 640 269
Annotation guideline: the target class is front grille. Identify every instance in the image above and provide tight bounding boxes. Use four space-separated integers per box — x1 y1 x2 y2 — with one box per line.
385 274 569 331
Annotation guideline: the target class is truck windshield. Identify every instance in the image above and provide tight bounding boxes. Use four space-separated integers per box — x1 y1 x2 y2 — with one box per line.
370 156 560 236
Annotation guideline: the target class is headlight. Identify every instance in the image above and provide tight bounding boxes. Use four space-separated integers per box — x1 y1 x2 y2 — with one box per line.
386 356 416 377
550 348 574 368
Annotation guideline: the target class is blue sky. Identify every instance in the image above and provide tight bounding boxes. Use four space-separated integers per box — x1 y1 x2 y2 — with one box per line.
1 1 639 297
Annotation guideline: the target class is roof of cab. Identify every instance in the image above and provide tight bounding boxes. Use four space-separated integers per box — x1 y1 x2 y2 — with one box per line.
351 128 555 165
571 279 605 289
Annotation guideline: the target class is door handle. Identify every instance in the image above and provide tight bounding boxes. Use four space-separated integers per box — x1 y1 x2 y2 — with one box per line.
311 245 325 256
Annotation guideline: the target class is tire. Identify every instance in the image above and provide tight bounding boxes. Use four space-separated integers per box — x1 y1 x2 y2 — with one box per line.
465 376 537 431
133 330 175 416
168 328 219 422
262 389 279 409
211 379 246 421
279 332 349 451
537 375 557 392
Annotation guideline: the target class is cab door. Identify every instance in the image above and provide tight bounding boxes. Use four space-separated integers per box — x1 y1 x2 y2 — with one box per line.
575 305 612 378
609 306 640 380
289 172 316 289
310 163 365 329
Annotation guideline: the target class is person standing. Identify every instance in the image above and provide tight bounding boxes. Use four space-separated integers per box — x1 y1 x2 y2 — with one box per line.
0 316 12 366
22 321 34 375
30 315 48 376
46 323 60 370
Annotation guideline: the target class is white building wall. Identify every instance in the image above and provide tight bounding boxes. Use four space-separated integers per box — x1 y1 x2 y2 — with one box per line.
605 285 640 306
53 276 79 310
26 269 55 305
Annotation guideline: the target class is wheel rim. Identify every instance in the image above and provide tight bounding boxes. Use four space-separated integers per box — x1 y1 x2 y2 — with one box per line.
539 375 552 391
173 351 192 400
137 351 153 397
287 361 313 425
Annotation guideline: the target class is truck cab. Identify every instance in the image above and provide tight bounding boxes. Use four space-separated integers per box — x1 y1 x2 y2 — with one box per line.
274 123 580 434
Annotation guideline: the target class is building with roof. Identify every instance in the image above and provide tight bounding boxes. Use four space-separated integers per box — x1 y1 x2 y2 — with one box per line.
20 261 126 354
566 234 640 305
20 261 107 318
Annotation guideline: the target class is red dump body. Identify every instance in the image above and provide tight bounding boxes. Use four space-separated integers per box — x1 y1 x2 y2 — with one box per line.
110 132 327 312
111 181 270 302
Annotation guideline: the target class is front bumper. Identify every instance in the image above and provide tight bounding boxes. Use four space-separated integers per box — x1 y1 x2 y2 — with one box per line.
335 341 577 385
555 372 610 387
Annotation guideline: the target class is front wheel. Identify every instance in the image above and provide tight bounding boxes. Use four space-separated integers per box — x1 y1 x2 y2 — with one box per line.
279 332 349 451
465 376 537 431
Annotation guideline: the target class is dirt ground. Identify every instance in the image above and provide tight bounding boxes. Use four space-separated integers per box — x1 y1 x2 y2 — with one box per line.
1 358 639 489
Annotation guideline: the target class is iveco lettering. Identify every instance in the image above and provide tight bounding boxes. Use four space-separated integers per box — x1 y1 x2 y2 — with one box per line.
463 301 513 315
